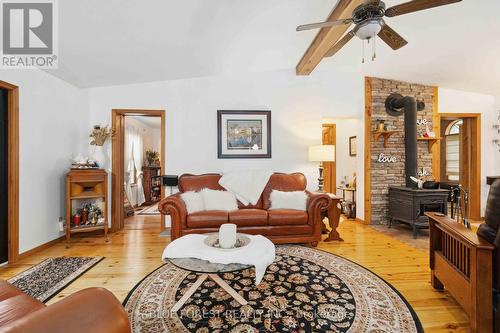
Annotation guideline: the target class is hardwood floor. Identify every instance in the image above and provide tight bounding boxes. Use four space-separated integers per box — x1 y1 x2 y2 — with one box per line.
0 216 471 332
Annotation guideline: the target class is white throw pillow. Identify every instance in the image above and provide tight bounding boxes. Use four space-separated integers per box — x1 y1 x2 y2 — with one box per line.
269 190 308 211
180 191 205 214
200 188 238 211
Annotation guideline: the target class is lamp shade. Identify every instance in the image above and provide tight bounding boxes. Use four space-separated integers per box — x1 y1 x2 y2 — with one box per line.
308 145 335 162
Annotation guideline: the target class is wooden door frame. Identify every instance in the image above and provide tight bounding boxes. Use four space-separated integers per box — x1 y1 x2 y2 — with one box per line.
322 123 337 193
363 77 373 224
434 113 481 220
0 80 19 263
111 109 166 232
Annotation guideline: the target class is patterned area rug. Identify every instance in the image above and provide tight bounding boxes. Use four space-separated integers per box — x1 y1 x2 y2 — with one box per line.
8 256 104 302
124 246 423 332
138 204 160 215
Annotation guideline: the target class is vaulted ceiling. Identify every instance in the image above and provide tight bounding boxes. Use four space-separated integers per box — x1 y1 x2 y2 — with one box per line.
48 0 500 96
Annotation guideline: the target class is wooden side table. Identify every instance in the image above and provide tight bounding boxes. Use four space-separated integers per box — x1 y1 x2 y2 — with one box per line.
66 169 108 247
337 186 356 219
321 193 343 242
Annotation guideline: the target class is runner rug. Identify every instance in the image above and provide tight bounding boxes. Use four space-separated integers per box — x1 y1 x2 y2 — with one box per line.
124 246 423 333
8 256 104 302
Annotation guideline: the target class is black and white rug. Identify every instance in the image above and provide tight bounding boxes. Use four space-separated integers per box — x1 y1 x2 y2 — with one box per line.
8 256 104 302
124 246 423 332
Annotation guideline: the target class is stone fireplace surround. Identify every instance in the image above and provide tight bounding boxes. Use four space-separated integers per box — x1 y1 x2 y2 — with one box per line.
366 77 436 225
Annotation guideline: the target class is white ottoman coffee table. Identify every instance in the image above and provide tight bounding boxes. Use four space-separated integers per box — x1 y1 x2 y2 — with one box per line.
162 233 275 312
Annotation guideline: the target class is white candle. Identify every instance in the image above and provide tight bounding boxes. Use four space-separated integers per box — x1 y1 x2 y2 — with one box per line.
219 223 237 249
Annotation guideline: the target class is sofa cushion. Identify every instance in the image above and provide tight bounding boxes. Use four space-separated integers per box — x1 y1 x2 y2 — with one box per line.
180 191 205 214
229 209 268 227
269 190 308 211
200 189 238 212
268 209 308 226
0 294 45 327
262 173 307 210
187 211 228 228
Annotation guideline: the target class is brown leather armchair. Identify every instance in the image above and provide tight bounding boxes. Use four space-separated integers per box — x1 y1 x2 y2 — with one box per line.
0 280 131 333
477 178 500 333
159 172 331 246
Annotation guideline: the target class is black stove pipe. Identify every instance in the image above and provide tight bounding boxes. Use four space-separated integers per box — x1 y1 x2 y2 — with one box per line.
385 94 425 188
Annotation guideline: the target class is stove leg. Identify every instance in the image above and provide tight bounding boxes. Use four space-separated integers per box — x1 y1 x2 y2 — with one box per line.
413 225 419 239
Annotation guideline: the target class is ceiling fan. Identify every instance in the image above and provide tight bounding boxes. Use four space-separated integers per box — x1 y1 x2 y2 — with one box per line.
297 0 462 61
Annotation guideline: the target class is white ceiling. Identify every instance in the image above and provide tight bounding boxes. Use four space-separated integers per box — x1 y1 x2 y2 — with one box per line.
48 0 500 96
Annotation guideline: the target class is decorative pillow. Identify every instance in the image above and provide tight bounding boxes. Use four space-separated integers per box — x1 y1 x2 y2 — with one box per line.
269 190 308 211
200 188 238 211
180 191 205 214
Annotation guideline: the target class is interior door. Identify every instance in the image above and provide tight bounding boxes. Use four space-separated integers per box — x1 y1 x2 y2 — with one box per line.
322 124 336 193
0 89 8 264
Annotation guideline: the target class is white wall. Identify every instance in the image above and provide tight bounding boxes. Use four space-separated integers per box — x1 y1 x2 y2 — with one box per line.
88 69 366 224
439 88 500 215
1 69 89 253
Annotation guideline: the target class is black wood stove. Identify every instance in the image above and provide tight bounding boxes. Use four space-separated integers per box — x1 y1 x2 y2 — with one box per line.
384 93 450 238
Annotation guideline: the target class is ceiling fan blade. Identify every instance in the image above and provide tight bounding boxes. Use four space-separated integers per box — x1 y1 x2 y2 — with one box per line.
324 30 355 57
296 18 353 32
377 23 408 50
385 0 462 17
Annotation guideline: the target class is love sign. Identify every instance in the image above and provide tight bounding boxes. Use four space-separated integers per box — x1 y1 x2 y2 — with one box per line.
377 153 397 163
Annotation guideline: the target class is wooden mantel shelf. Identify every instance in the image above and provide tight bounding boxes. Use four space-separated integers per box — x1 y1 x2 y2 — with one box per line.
373 130 398 148
418 137 441 153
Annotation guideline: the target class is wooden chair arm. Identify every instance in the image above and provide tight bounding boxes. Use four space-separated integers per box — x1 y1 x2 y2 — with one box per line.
426 212 494 250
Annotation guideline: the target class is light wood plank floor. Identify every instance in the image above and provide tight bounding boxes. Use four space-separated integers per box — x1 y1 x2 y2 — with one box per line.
0 215 471 332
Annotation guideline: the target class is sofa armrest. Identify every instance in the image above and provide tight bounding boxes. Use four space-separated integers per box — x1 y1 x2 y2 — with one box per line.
306 191 331 235
158 193 187 240
1 288 130 333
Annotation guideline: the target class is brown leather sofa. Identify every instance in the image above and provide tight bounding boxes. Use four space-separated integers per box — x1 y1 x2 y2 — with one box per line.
159 172 331 246
0 280 131 333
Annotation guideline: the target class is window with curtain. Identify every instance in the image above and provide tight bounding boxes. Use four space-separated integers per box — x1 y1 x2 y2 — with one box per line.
445 134 459 181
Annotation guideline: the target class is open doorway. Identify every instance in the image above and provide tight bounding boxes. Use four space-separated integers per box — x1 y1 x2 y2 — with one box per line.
123 116 163 230
323 118 358 219
438 113 481 220
0 80 19 264
111 110 165 233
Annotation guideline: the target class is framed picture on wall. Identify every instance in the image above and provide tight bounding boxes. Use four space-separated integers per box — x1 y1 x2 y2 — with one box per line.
217 110 271 159
349 136 357 156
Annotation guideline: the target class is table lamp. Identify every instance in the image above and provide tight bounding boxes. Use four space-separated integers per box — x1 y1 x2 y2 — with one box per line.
309 145 335 192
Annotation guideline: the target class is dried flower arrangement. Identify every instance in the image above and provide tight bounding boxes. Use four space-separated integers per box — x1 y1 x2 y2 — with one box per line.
145 149 160 166
89 125 112 146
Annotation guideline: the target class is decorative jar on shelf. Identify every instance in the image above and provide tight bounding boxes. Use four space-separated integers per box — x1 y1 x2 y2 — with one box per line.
73 214 81 227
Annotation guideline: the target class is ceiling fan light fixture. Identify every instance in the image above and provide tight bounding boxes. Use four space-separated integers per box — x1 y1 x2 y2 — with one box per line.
355 19 382 40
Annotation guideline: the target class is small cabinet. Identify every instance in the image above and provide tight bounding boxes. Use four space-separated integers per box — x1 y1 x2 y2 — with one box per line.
66 169 108 247
142 166 162 205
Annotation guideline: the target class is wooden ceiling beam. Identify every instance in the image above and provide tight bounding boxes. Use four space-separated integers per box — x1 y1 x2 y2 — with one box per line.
296 0 364 75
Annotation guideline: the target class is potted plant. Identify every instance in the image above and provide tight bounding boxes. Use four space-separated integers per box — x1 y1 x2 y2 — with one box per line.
145 149 160 166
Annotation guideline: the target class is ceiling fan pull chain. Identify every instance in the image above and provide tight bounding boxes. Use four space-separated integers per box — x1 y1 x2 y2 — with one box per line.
362 40 365 63
372 37 377 61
